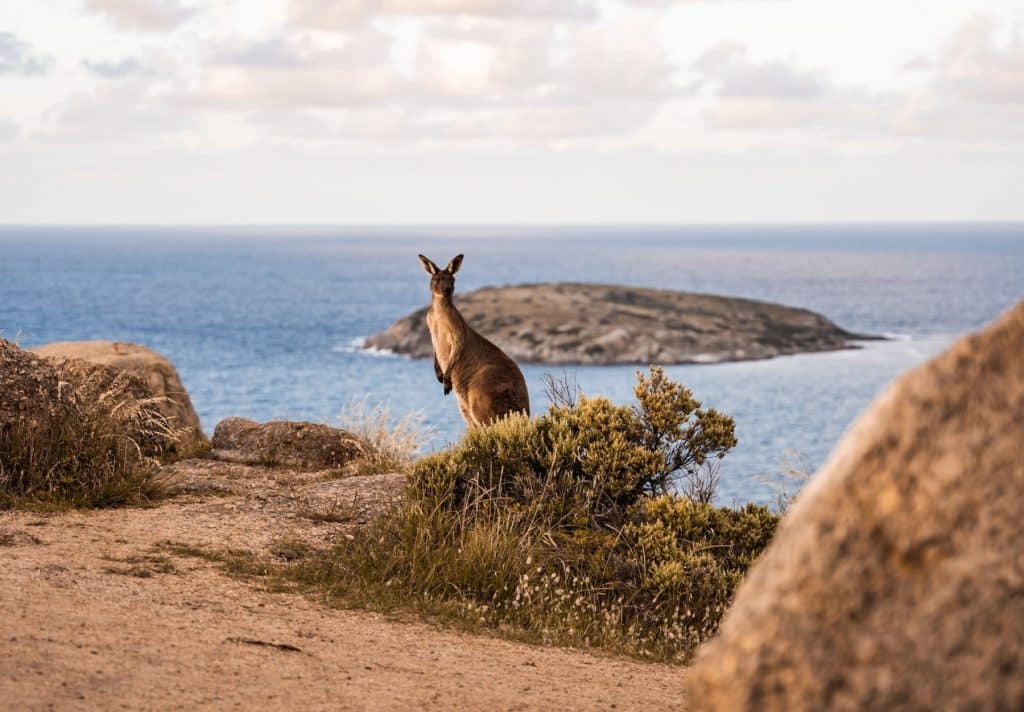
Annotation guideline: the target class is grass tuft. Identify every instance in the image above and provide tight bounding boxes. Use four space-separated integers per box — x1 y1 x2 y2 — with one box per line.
1 342 169 509
297 503 356 524
0 400 168 509
101 553 177 577
337 397 435 476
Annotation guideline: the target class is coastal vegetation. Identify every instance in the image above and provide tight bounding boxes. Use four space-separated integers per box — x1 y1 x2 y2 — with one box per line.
0 339 168 508
275 367 778 662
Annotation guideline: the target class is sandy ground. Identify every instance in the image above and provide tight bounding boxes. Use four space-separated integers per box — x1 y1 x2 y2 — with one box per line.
0 460 686 711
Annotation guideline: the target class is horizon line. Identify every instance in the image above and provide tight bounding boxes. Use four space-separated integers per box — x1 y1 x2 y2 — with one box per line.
2 220 1024 230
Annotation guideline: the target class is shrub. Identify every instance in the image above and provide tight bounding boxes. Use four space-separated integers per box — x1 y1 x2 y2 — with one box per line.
411 366 737 523
0 402 167 508
283 367 776 662
0 341 167 508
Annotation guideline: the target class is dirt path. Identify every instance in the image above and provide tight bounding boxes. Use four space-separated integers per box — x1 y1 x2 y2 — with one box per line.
0 461 686 711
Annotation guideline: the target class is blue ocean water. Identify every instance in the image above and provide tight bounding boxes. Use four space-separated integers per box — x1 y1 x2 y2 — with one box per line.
2 225 1021 504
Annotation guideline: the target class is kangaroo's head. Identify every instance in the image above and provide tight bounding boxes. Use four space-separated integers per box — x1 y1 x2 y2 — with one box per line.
418 254 463 300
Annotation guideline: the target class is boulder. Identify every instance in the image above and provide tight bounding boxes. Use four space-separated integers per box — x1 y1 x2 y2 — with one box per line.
31 341 206 455
211 418 368 470
687 300 1024 711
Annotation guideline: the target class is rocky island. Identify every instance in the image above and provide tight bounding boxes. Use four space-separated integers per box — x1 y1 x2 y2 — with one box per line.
364 283 877 365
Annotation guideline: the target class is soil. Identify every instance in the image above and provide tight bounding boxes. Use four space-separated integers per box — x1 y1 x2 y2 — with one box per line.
0 460 685 710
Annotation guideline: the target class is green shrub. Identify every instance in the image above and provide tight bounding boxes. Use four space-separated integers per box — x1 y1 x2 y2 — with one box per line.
282 367 776 662
412 366 737 524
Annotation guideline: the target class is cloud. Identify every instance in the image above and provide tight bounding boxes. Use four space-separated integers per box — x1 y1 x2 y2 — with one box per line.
49 80 192 143
886 14 1024 142
83 0 195 31
178 14 678 143
184 30 405 110
0 33 52 77
694 42 827 100
0 119 19 141
253 100 657 143
687 41 885 135
937 13 1024 104
213 39 306 68
288 0 596 29
82 56 150 78
694 15 1024 146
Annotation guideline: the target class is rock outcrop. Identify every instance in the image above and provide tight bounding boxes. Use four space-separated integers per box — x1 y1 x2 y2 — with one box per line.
687 300 1024 711
31 341 206 455
211 418 368 471
364 283 874 365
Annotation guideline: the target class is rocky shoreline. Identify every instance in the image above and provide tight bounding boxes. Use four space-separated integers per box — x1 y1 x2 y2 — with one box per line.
364 283 879 366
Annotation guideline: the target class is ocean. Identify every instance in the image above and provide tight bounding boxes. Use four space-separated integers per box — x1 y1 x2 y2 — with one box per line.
2 224 1021 504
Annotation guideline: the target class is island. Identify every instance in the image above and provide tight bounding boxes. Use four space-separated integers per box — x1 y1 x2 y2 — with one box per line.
363 283 879 366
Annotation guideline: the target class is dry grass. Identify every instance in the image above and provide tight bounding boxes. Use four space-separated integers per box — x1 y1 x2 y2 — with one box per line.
101 553 177 578
337 397 435 476
153 540 223 562
0 366 170 509
297 503 356 524
756 448 816 514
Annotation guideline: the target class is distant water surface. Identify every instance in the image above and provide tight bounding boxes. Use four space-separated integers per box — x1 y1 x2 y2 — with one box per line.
2 224 1021 504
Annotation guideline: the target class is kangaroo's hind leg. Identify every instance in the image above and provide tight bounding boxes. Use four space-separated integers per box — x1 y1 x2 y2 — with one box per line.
457 396 482 429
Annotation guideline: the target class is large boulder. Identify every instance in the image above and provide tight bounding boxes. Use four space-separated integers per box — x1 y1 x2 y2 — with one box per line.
31 341 206 456
211 418 369 470
687 301 1024 711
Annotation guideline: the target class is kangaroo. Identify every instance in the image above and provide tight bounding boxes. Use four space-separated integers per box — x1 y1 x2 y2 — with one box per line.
418 254 530 427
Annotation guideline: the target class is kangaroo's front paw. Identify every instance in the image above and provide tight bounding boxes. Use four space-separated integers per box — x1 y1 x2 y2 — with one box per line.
443 377 453 395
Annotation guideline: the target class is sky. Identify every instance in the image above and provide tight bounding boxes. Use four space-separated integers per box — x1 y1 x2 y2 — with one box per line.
1 0 1023 224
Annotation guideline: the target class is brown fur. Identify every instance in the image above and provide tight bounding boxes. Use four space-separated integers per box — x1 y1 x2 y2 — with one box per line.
418 254 530 427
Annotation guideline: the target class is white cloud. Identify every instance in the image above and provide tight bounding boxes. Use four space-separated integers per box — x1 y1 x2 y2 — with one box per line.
0 32 51 76
84 0 195 31
48 80 192 143
82 56 150 78
690 42 863 134
173 12 677 143
288 0 595 29
184 30 406 109
3 0 1024 222
937 12 1024 103
694 42 827 100
0 118 19 141
887 13 1024 142
694 14 1024 145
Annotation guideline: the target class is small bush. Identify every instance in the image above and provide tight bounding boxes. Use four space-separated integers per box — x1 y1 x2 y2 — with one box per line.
0 409 166 508
282 367 777 662
0 347 167 508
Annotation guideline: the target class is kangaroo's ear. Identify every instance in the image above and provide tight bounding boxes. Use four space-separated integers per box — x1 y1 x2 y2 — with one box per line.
447 254 464 275
418 254 439 275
